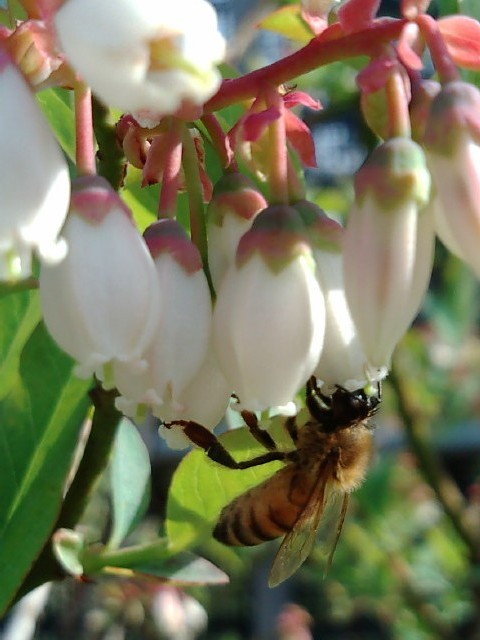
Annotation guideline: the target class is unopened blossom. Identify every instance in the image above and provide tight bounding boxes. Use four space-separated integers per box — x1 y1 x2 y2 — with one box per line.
40 176 160 381
6 19 66 88
423 81 480 278
207 172 267 289
294 201 385 391
114 220 212 421
0 50 69 281
54 0 225 115
343 138 434 369
213 204 325 412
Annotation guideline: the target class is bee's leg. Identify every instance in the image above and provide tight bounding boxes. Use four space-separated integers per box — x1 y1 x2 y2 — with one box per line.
165 420 291 469
240 410 277 451
308 375 332 404
306 376 331 421
285 416 299 443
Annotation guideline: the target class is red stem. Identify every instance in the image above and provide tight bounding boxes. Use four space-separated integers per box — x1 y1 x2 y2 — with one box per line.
204 18 407 113
416 14 460 83
201 114 237 171
74 83 96 176
158 120 183 219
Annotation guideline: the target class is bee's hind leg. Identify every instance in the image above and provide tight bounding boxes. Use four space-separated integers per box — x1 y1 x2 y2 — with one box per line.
164 419 291 469
285 416 299 443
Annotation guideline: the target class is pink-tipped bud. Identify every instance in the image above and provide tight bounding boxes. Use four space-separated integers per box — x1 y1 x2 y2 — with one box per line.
423 81 480 278
343 138 434 369
213 204 325 412
114 220 213 420
6 19 64 87
207 172 267 289
294 200 386 391
40 176 160 381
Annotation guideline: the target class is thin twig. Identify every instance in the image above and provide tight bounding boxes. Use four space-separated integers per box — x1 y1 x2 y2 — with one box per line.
389 363 479 561
13 387 122 603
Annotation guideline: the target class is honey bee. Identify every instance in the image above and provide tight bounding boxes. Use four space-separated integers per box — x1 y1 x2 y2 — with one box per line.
169 377 380 587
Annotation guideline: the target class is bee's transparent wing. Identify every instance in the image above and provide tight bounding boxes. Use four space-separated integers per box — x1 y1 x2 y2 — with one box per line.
268 461 347 588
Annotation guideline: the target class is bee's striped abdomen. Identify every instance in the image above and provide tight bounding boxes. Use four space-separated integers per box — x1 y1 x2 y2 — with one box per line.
213 466 316 546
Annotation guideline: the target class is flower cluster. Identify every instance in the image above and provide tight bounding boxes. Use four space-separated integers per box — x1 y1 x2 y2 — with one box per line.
1 0 480 448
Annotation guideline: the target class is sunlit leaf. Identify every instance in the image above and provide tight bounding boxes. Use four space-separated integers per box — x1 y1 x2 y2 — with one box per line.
166 417 293 552
259 6 313 43
105 551 229 585
36 88 75 161
0 290 41 401
0 323 91 614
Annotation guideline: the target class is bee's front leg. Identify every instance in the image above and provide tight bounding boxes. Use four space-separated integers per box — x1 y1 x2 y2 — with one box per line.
164 419 291 469
306 376 331 421
240 410 277 451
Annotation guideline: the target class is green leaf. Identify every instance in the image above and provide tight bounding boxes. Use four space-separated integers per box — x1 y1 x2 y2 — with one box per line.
121 167 158 231
166 417 293 552
108 418 151 549
52 528 85 577
36 88 76 161
259 5 314 43
84 538 229 585
0 322 91 614
0 290 41 401
111 552 229 585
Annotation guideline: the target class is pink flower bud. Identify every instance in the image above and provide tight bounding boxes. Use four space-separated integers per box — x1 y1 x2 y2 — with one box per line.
207 172 267 289
343 138 434 369
423 81 480 278
114 220 213 419
6 20 64 88
213 204 325 412
40 176 160 380
0 51 70 280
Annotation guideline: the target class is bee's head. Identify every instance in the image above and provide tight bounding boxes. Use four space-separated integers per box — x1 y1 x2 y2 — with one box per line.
330 385 381 426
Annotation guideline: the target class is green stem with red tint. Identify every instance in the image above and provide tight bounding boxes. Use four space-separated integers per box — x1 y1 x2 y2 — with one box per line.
181 125 215 297
416 14 460 84
386 71 411 139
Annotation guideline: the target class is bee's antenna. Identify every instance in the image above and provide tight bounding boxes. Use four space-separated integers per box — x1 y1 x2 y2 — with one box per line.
377 380 383 401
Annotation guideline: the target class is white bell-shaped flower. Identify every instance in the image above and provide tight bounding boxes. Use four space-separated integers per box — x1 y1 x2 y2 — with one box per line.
423 81 480 279
114 220 213 419
40 176 160 381
157 345 232 450
294 201 386 392
343 138 434 370
0 50 70 281
54 0 225 115
207 172 267 290
213 204 325 413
